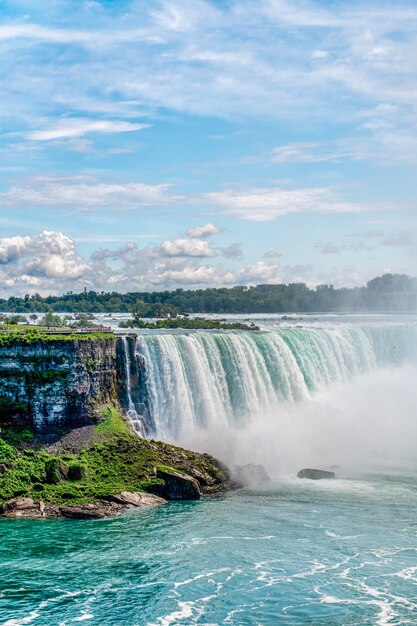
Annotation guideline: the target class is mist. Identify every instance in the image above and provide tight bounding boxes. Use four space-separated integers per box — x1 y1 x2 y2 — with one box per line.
177 364 417 477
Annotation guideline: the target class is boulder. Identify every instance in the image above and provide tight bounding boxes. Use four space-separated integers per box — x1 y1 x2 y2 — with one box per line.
59 504 112 519
235 463 272 488
156 467 201 500
108 491 166 507
297 468 336 480
0 496 46 517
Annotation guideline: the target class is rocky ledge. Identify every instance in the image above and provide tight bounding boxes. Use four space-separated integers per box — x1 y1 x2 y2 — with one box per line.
0 491 166 519
0 405 234 518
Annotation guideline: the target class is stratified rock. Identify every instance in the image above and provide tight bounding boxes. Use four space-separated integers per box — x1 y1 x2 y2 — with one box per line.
108 491 166 507
0 496 34 512
235 463 272 488
0 496 43 517
156 467 201 500
59 504 116 519
0 336 117 431
297 468 336 480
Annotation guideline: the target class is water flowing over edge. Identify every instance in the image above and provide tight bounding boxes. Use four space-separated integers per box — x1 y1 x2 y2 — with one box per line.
118 325 417 441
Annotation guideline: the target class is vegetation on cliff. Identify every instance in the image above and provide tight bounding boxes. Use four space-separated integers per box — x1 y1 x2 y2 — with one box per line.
119 316 259 331
0 406 230 507
0 326 114 346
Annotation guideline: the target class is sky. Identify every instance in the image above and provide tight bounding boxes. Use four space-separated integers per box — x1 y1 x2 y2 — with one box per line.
0 0 416 296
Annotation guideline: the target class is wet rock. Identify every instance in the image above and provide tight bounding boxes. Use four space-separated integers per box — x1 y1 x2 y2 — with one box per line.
297 468 336 480
156 467 201 500
235 464 272 488
59 504 118 519
108 491 166 507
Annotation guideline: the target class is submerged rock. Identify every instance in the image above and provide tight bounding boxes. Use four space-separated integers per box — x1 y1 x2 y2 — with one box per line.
156 467 201 500
297 468 336 480
235 464 272 488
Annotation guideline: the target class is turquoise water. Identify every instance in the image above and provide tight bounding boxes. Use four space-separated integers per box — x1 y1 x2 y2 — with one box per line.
1 471 416 625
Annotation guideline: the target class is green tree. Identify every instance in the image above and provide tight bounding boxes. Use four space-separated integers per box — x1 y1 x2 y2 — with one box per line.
41 312 64 328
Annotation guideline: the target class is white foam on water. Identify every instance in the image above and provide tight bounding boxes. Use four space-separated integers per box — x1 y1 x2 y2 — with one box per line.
2 613 39 626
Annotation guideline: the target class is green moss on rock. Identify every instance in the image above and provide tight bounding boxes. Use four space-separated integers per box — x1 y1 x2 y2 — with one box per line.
0 406 231 507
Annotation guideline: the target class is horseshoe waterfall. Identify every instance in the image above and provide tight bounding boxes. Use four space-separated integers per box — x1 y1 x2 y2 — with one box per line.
119 324 417 443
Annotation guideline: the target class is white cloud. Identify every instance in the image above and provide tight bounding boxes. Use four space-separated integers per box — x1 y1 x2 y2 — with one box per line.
27 118 149 141
272 142 352 163
0 228 402 295
263 250 282 259
0 24 161 46
206 186 369 221
0 231 89 289
2 0 417 161
160 238 216 257
0 177 378 221
186 223 221 238
0 235 33 264
0 175 178 211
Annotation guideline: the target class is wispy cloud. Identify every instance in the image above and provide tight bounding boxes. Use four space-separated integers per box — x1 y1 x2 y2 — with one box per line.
27 118 149 141
205 186 372 221
2 0 417 157
272 142 353 164
0 175 381 221
0 175 180 211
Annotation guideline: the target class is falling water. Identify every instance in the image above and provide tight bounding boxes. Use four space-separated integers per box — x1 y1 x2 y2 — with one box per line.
120 325 417 440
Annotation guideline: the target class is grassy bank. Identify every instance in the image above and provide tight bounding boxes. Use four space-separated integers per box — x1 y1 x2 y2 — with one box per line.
0 407 230 505
119 317 259 331
0 327 114 347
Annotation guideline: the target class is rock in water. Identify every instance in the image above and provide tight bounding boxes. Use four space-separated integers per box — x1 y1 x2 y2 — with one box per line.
156 467 201 500
108 491 167 507
235 464 272 488
59 504 110 519
297 468 336 480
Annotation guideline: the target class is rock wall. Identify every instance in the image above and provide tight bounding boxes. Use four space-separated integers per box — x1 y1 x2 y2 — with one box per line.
116 335 151 435
0 337 117 430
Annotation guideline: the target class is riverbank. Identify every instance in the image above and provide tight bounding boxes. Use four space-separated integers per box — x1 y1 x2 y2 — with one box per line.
0 406 233 518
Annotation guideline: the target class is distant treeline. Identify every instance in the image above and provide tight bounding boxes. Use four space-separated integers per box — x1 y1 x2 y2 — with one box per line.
0 274 416 314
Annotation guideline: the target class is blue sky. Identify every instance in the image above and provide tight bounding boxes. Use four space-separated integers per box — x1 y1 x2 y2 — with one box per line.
0 0 416 295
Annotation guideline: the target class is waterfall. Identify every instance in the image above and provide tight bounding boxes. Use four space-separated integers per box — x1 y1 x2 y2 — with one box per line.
118 325 417 440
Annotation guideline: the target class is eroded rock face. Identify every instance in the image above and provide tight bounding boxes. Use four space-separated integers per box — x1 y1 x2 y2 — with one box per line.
297 468 336 480
156 468 201 500
0 337 117 430
235 464 272 488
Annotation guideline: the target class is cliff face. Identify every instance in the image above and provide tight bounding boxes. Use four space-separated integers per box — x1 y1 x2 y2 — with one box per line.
0 337 117 430
116 335 151 435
